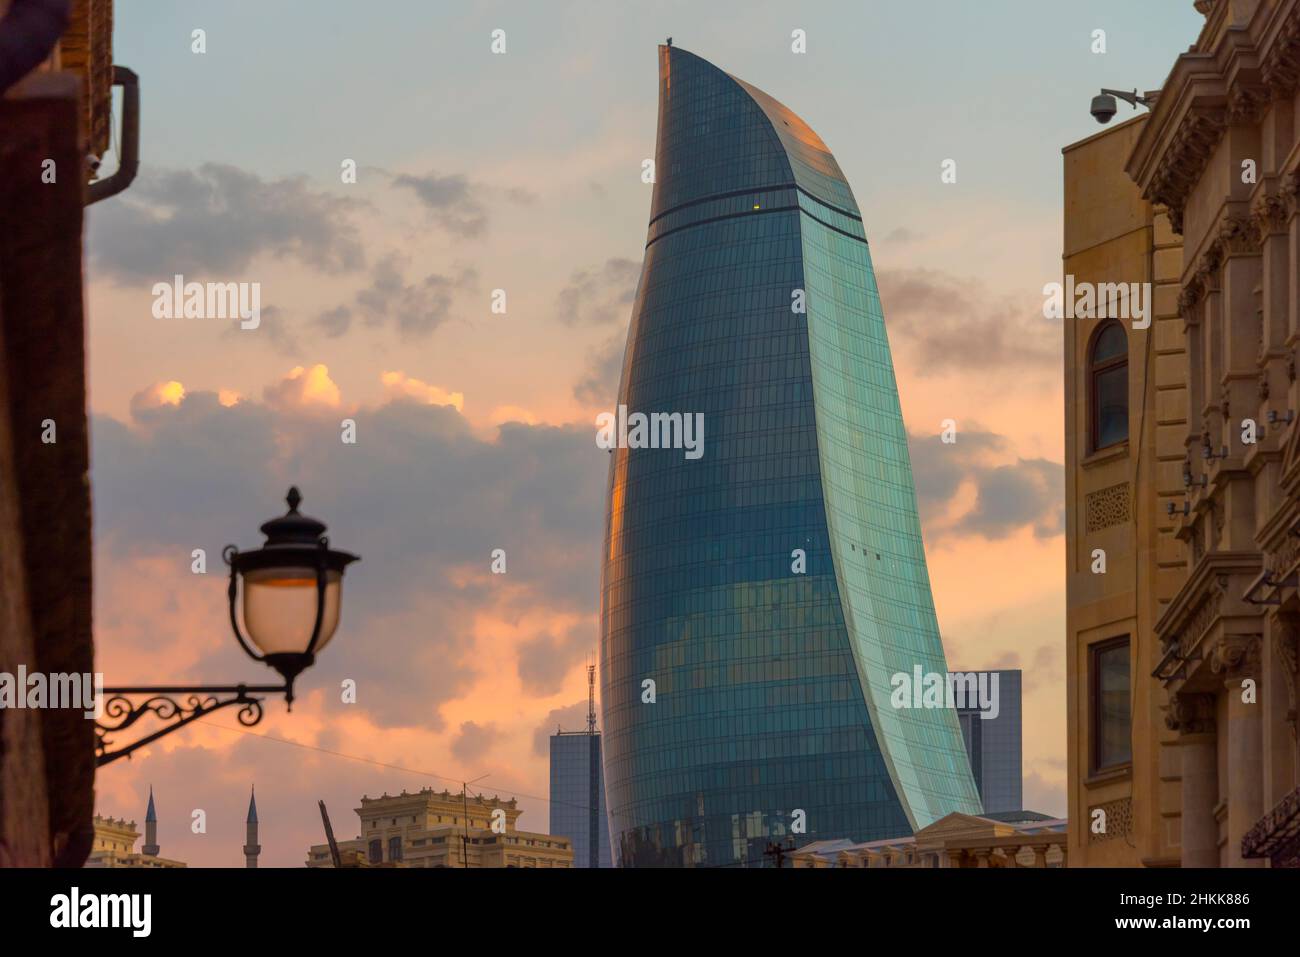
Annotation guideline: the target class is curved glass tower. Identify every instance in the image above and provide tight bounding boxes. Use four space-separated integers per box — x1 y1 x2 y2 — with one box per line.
599 45 981 867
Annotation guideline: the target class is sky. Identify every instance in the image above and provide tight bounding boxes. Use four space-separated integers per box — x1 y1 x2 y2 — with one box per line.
84 0 1203 866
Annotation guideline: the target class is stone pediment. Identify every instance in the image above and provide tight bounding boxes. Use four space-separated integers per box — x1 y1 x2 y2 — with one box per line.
914 813 1016 848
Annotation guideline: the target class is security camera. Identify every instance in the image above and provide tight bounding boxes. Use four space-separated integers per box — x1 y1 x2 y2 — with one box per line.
1090 93 1118 124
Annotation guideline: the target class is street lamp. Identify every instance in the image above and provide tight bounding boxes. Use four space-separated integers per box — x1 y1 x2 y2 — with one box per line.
95 487 359 767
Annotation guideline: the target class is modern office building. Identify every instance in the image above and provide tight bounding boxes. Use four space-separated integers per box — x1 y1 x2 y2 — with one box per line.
549 666 612 867
953 670 1023 815
599 44 982 867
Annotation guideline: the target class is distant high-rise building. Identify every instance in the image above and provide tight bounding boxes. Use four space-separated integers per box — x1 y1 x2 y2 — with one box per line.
305 789 573 868
952 671 1023 815
549 664 611 867
599 44 981 867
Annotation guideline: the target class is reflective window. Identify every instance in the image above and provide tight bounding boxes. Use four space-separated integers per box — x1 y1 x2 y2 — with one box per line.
1090 322 1128 450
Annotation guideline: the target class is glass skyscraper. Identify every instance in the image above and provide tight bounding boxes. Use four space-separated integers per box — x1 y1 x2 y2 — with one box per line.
599 45 983 867
549 730 612 868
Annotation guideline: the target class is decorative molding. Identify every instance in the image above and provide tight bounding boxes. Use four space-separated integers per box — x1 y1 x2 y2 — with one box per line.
1262 9 1300 96
1275 617 1299 739
1086 482 1131 532
1178 588 1224 657
1087 797 1133 845
1166 692 1217 734
1153 111 1228 235
1209 632 1263 677
1251 190 1289 240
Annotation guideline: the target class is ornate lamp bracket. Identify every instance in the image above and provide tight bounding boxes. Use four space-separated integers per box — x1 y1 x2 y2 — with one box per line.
94 683 286 767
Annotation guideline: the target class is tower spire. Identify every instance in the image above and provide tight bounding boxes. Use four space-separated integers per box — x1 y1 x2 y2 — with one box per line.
587 662 597 734
243 785 261 868
142 786 159 857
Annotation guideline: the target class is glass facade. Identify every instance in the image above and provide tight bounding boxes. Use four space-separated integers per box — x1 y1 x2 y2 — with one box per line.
599 45 981 868
549 732 612 868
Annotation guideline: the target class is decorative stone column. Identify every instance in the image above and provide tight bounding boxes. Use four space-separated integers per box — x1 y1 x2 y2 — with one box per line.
1168 692 1218 867
1212 634 1265 866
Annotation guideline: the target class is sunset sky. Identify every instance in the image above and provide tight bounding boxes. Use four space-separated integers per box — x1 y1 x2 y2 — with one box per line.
84 0 1202 865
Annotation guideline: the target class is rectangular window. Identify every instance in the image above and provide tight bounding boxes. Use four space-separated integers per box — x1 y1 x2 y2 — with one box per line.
1090 636 1131 773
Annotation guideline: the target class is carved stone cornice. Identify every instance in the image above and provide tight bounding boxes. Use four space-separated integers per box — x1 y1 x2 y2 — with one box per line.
1267 529 1300 580
1153 110 1228 234
1166 691 1217 734
1250 190 1290 240
1226 84 1272 125
1178 587 1224 658
1275 618 1299 738
1283 171 1300 218
1261 6 1300 95
1209 632 1263 677
1218 213 1258 256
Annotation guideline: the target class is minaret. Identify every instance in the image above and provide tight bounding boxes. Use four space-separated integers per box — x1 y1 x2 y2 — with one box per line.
141 787 160 857
243 786 261 868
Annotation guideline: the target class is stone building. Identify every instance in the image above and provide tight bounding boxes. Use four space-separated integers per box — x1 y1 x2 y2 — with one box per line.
306 789 574 868
1065 0 1300 867
787 812 1067 869
85 791 186 868
0 0 119 869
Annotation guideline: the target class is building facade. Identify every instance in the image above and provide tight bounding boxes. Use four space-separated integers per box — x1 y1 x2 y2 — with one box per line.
550 730 612 868
788 812 1067 869
306 789 573 868
599 44 981 868
0 0 117 869
1065 0 1300 868
954 670 1023 815
85 791 185 868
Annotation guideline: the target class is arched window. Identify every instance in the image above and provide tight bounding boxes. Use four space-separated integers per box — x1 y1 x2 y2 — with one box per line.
368 839 382 864
1090 321 1128 450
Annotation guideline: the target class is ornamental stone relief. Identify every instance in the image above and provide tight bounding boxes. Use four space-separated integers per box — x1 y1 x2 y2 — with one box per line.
1166 692 1216 735
1208 633 1262 678
1087 797 1133 845
1085 482 1131 532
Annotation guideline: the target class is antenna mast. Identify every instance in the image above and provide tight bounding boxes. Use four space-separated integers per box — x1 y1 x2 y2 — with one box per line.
587 662 597 734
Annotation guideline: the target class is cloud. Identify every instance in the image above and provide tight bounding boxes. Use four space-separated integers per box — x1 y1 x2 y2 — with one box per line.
532 701 591 756
877 268 1058 376
907 428 1063 542
883 227 924 243
319 253 477 340
516 623 592 697
956 458 1063 540
263 364 342 410
572 331 626 407
88 163 364 282
390 171 489 237
450 721 500 764
556 258 639 325
380 371 464 411
89 369 609 730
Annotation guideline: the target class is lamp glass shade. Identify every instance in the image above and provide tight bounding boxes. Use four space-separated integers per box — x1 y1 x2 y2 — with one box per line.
242 566 342 656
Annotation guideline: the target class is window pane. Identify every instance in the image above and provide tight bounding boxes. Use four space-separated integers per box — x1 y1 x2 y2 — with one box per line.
1096 365 1128 447
1096 643 1131 769
1093 324 1126 363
